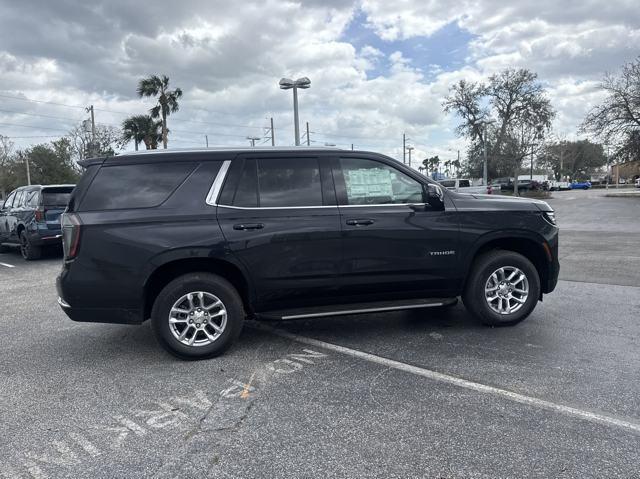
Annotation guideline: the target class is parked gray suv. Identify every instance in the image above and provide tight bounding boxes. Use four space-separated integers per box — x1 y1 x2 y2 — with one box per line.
0 184 74 260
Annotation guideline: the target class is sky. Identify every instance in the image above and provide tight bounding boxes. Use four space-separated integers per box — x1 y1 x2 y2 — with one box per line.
0 0 638 167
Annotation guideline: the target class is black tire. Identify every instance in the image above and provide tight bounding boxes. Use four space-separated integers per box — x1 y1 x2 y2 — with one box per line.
462 250 540 327
19 230 42 261
151 273 245 360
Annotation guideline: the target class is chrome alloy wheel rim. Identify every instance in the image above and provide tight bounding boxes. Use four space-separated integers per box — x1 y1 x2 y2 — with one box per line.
168 292 227 347
484 266 529 315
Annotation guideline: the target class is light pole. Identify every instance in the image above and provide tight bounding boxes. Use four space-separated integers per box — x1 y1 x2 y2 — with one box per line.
478 119 496 186
247 136 261 147
279 77 310 146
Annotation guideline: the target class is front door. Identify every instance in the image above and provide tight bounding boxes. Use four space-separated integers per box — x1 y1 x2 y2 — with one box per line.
216 154 342 310
0 190 17 243
332 156 460 299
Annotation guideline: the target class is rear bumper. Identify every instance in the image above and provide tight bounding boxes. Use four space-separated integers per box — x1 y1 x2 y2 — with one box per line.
28 229 62 246
56 275 143 325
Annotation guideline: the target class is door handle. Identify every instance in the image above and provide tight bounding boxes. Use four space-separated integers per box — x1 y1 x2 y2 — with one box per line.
233 223 264 231
346 219 375 226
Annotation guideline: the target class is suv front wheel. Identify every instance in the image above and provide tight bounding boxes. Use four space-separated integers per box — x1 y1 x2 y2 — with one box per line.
463 250 540 326
151 273 244 360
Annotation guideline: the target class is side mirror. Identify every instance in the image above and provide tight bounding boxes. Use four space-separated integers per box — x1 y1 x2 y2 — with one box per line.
426 184 445 211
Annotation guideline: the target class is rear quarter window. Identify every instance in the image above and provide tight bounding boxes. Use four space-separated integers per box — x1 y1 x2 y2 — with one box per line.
78 162 197 211
42 188 73 207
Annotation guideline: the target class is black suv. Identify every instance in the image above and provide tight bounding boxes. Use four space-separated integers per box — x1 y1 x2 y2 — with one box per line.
57 148 559 359
1 184 75 260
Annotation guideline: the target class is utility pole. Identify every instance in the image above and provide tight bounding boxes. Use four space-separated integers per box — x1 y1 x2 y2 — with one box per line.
530 143 535 180
351 144 354 151
25 154 31 186
457 150 460 177
306 122 310 146
270 117 275 146
605 144 610 189
402 133 406 164
559 142 564 181
205 135 209 148
86 105 96 157
482 127 488 186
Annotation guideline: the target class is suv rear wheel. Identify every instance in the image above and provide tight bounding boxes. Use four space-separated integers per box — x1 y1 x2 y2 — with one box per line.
19 231 42 261
462 250 540 326
151 273 244 360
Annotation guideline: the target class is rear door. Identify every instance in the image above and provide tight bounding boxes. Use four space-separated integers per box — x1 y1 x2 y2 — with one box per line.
332 155 460 299
216 153 341 310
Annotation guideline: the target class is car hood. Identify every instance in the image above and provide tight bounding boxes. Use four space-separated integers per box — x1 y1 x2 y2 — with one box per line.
453 192 553 212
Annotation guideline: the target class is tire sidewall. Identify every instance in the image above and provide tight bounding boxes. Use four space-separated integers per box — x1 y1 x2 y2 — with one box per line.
466 251 541 326
151 273 244 359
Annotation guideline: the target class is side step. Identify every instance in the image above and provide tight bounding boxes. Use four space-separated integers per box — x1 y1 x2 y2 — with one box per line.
257 297 458 321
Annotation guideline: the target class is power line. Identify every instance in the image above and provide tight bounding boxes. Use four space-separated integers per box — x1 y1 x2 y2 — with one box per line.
0 108 84 123
0 93 265 130
0 122 69 132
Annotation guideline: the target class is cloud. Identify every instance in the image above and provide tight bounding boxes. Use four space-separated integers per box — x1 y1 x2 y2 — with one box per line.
0 0 637 162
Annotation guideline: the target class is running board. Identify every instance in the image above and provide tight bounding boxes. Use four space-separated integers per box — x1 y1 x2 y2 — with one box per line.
258 298 458 321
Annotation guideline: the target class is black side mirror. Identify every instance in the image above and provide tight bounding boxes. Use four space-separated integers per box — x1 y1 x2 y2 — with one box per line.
426 184 445 211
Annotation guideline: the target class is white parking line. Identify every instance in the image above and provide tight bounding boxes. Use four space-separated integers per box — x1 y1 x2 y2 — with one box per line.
257 324 640 435
0 262 15 268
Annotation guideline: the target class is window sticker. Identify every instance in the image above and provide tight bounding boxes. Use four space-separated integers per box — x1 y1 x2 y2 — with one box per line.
344 168 393 201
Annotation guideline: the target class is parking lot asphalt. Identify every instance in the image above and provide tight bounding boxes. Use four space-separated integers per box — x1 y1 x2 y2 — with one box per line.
0 188 639 478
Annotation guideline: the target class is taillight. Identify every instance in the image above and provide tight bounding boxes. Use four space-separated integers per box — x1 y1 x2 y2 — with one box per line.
61 213 81 260
35 208 45 222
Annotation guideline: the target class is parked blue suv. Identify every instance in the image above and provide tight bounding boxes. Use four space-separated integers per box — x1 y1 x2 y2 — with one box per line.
0 184 75 260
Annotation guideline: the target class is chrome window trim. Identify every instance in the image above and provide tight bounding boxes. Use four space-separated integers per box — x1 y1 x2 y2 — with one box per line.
216 203 427 210
205 160 231 206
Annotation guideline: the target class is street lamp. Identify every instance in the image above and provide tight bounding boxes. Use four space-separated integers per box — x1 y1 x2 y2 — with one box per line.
477 119 496 186
247 136 261 147
406 146 414 167
279 77 311 146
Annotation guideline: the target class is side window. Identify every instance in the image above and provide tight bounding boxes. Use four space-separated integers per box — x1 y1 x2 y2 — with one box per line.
3 191 16 209
13 191 25 208
339 158 424 205
232 159 258 208
27 191 40 208
79 162 197 211
458 180 471 188
440 180 455 188
257 157 323 207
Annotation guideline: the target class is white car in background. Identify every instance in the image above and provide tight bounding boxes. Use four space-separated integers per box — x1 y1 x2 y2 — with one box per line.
635 178 640 188
439 178 496 194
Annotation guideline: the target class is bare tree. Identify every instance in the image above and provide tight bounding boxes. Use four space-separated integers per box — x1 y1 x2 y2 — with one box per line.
67 124 124 166
580 56 640 161
444 69 555 195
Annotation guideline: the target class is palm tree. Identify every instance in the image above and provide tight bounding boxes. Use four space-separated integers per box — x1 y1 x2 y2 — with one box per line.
121 115 162 150
136 75 182 149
